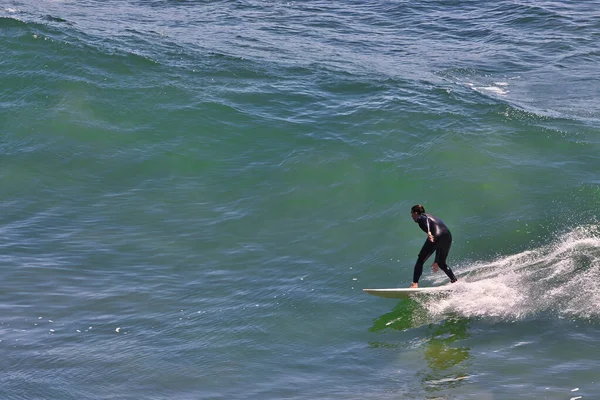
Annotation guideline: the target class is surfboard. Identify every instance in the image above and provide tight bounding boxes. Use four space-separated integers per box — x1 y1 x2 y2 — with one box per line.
362 286 452 299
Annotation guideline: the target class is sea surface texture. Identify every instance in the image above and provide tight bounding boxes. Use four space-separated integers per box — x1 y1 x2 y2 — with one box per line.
1 1 600 399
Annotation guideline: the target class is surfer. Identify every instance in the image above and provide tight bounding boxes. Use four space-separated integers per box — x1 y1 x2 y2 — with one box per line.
409 205 457 288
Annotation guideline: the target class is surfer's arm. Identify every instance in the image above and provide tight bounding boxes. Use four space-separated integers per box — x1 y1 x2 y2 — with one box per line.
426 218 434 242
417 215 434 242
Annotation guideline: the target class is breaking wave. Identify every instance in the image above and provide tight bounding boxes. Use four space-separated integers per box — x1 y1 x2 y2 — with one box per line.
423 225 600 321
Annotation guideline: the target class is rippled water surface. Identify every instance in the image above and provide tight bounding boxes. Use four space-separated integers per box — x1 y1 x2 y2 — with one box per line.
1 1 600 399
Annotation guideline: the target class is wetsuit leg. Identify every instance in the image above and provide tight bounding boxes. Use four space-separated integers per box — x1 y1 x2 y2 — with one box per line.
435 237 457 283
413 240 435 283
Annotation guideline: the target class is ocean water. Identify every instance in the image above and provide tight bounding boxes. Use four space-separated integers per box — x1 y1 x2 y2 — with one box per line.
1 1 600 399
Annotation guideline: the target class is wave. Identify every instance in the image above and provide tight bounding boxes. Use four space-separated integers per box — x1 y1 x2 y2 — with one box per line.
422 225 600 321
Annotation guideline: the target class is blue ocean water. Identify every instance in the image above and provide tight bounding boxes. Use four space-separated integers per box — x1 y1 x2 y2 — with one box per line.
1 1 600 399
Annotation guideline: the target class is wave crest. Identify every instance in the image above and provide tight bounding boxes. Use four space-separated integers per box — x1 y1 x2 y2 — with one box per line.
423 225 600 321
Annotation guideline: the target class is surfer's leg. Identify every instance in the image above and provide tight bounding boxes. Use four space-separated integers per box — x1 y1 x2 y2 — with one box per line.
413 240 435 283
431 250 441 272
436 239 457 283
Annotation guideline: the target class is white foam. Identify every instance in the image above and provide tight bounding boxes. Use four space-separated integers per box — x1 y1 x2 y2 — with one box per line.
467 82 509 96
420 225 600 321
480 86 509 95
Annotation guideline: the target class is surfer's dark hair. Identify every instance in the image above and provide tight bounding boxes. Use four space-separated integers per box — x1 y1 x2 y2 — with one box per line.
411 204 425 214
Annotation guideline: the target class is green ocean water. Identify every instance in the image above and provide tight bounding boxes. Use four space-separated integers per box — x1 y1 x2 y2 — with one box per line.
1 1 600 399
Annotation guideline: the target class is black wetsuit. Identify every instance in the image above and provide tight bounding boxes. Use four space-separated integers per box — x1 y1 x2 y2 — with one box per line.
413 213 457 284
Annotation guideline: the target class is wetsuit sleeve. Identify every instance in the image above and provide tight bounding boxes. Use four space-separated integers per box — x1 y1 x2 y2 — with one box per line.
417 214 429 233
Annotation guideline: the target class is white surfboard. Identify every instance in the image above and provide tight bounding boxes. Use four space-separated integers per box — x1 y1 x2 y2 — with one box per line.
363 286 452 299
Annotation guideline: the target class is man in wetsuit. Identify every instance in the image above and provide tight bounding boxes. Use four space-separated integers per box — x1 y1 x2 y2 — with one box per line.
409 204 458 288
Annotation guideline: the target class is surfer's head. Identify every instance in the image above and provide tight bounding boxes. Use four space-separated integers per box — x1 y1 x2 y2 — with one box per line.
411 204 425 221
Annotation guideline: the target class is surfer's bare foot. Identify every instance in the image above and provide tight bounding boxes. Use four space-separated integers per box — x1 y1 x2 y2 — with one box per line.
409 283 418 288
431 263 439 273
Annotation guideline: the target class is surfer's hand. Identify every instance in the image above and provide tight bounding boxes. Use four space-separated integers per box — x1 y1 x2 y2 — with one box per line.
427 232 434 242
431 263 439 273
